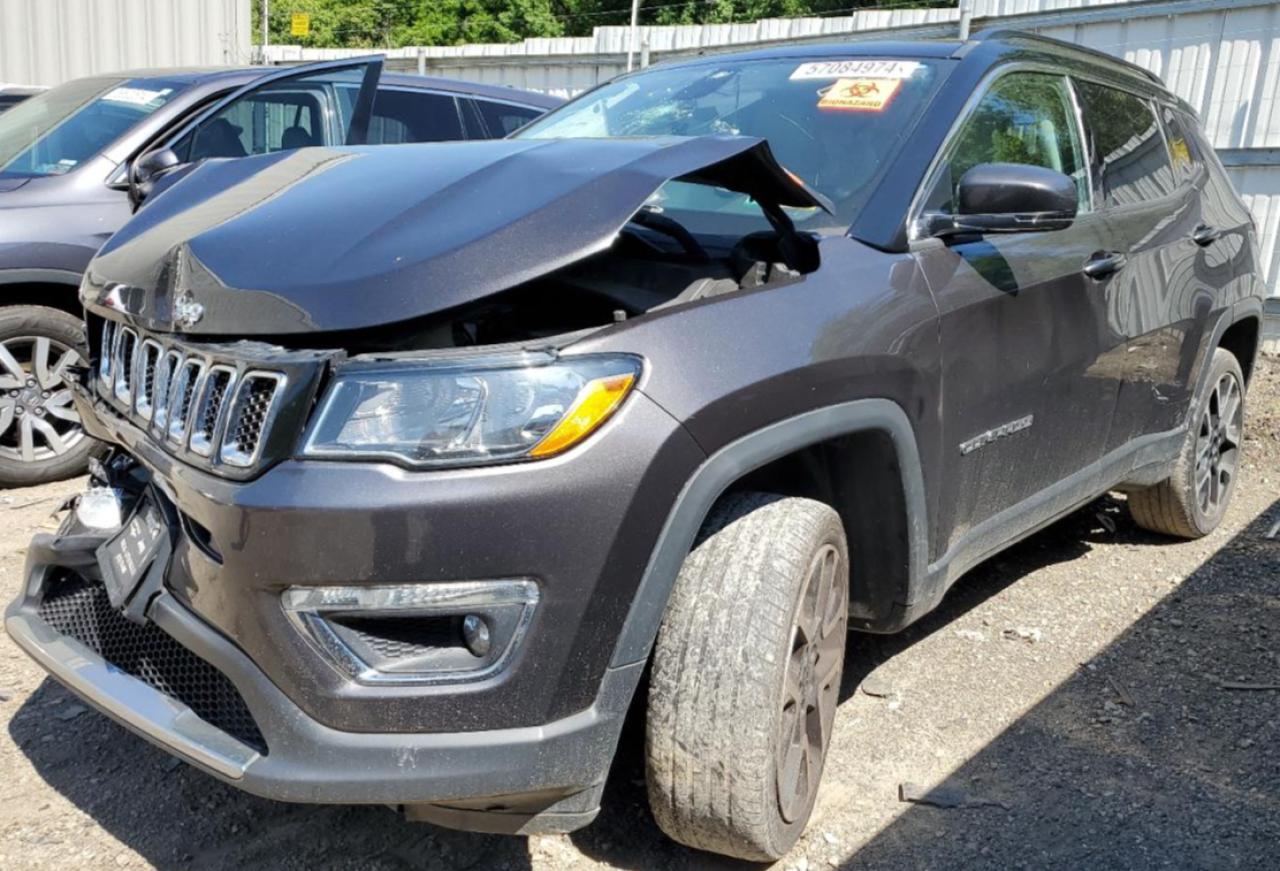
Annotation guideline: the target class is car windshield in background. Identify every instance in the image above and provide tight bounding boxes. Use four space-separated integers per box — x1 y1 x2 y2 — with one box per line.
518 57 942 234
0 76 187 178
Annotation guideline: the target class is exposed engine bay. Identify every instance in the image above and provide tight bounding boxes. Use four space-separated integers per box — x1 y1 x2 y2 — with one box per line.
315 223 812 354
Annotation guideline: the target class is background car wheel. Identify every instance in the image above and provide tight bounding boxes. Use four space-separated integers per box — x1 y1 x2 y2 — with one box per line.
646 492 848 861
1129 347 1246 539
0 305 100 488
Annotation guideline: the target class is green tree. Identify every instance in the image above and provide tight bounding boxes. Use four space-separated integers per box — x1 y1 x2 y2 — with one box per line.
251 0 956 46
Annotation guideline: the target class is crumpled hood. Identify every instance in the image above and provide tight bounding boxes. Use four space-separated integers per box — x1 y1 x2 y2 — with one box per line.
81 136 829 335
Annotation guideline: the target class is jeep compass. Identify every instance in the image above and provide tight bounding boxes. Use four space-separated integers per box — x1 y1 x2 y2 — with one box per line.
5 31 1264 861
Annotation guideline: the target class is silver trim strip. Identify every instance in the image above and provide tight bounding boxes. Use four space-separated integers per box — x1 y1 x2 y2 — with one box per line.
4 611 259 780
281 580 539 687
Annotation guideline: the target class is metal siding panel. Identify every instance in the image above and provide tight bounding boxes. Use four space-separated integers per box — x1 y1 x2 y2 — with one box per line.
1229 165 1280 299
0 0 250 86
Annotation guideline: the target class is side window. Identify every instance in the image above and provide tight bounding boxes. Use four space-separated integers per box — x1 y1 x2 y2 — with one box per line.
367 89 463 144
470 99 542 138
1161 106 1202 182
924 72 1088 214
172 66 378 162
1074 80 1176 207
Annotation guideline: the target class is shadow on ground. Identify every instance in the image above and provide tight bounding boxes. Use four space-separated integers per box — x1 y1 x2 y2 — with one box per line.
835 497 1280 870
9 496 1277 869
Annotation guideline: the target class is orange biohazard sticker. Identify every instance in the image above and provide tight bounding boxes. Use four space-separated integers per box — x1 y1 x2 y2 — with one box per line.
817 78 901 112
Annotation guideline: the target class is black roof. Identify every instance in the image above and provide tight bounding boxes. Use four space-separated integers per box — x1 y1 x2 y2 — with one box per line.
646 29 1167 95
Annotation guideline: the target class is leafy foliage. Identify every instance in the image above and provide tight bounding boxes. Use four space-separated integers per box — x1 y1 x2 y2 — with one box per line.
251 0 956 46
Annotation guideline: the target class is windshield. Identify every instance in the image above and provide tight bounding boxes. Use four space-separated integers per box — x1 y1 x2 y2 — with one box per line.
0 76 188 179
518 57 942 233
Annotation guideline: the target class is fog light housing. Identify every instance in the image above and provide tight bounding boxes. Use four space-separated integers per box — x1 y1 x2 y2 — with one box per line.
281 581 538 686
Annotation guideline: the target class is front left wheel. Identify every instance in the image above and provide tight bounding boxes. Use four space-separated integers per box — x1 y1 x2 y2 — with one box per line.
646 492 849 861
0 305 98 488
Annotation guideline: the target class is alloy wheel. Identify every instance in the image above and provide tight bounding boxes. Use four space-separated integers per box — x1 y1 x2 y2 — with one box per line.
0 335 86 463
776 542 847 823
1193 370 1243 517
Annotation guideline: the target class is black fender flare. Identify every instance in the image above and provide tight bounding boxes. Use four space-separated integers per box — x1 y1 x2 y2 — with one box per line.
608 397 929 668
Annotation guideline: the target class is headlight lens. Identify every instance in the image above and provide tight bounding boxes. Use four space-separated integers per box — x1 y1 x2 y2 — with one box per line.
301 352 640 467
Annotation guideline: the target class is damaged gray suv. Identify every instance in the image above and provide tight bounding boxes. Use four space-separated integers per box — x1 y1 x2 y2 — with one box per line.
6 31 1265 861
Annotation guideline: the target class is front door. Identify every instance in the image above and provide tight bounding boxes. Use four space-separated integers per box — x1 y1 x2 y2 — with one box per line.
913 70 1121 555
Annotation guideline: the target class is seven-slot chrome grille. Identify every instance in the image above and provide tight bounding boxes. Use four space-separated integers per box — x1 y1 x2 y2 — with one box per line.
96 319 288 473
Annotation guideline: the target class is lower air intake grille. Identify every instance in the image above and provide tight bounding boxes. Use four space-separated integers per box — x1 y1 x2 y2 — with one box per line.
37 574 268 755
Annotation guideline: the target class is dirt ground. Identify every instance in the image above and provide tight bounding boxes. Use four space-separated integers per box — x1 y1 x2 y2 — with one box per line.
1 362 1277 871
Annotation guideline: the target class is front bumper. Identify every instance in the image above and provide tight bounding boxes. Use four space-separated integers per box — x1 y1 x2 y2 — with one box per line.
6 553 641 828
6 372 704 826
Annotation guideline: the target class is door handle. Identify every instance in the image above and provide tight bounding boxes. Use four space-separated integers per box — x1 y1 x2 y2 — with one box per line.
1083 251 1127 279
1192 224 1221 247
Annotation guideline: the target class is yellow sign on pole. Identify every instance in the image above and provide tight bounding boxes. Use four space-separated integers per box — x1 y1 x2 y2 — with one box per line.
290 12 310 37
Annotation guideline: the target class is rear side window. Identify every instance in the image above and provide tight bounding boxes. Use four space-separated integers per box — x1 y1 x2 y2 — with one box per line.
469 99 541 137
1161 107 1202 182
1074 80 1176 207
368 89 463 144
923 72 1089 214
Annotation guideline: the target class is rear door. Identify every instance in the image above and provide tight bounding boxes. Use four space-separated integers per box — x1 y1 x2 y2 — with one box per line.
460 98 545 138
155 58 383 162
1072 80 1208 450
913 70 1120 554
360 87 465 144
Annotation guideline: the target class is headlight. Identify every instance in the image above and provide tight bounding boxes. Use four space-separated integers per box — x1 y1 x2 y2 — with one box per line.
301 352 640 468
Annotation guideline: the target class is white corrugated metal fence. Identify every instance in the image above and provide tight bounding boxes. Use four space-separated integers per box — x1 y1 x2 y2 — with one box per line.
0 0 252 87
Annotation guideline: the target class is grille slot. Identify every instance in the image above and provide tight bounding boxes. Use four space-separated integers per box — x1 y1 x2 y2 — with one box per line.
166 359 205 444
190 366 235 457
151 350 180 433
37 573 268 755
113 328 137 404
135 340 161 420
220 373 283 467
98 320 116 385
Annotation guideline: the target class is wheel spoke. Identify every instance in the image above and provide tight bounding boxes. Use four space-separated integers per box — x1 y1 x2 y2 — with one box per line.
29 415 69 455
19 416 35 462
38 347 77 389
0 403 12 439
45 397 80 422
0 343 25 388
31 338 51 387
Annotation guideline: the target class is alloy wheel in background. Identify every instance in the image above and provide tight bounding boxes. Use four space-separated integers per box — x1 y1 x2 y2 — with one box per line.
1194 369 1243 518
0 335 86 463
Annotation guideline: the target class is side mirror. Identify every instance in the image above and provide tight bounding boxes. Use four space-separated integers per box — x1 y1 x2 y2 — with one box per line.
128 148 183 211
924 162 1078 238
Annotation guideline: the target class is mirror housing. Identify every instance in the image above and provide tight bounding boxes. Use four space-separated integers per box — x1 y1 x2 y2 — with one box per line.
923 162 1078 238
128 148 183 211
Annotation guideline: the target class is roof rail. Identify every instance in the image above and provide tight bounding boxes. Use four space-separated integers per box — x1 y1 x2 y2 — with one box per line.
969 28 1163 86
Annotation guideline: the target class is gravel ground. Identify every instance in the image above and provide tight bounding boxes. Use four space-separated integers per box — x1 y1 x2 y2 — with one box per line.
0 360 1277 871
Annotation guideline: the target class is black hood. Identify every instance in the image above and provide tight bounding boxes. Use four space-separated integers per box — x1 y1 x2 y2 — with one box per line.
81 136 830 335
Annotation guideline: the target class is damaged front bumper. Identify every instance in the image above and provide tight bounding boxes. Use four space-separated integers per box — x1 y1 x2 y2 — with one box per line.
6 542 640 830
4 362 703 832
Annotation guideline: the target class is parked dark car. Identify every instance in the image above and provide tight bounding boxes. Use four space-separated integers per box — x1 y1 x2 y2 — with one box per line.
5 31 1264 861
0 85 44 113
0 59 558 486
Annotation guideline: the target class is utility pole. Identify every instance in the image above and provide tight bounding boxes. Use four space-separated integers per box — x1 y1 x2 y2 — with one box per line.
627 0 641 72
958 0 973 41
261 0 270 64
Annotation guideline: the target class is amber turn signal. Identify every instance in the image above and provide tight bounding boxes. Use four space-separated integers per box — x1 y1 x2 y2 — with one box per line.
529 373 637 458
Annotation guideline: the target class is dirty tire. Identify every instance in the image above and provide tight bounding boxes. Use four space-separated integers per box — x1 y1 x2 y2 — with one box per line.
646 492 849 861
0 305 100 488
1129 348 1246 539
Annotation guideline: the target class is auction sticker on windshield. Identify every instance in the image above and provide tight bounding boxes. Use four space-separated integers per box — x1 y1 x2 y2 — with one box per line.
791 59 920 80
817 78 901 112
